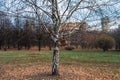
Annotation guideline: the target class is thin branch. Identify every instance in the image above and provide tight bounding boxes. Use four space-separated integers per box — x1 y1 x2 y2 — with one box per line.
61 0 71 19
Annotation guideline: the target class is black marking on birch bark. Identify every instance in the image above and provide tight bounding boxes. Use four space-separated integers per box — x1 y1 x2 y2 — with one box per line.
53 34 58 42
52 45 59 75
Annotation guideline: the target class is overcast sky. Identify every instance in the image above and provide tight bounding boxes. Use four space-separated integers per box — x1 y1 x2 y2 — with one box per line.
0 0 120 30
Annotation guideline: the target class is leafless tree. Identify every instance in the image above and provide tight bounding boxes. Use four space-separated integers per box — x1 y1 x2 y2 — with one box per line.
19 0 120 75
0 0 120 75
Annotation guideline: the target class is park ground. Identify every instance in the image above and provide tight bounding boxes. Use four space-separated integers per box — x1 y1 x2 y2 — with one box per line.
0 50 120 80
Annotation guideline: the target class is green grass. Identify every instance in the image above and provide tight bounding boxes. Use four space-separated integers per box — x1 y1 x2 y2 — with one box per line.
0 51 53 64
0 50 120 64
60 50 120 63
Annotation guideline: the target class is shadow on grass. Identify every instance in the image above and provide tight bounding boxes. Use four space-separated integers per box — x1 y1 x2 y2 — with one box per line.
24 72 61 80
111 50 120 52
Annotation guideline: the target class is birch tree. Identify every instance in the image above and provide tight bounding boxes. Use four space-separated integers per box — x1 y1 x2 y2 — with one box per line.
1 0 120 75
21 0 88 75
20 0 120 75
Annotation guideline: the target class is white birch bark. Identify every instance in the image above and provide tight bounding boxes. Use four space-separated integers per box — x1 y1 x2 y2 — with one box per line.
51 0 60 75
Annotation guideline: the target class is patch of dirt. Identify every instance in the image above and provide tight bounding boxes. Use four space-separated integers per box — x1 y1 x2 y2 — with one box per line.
0 63 120 80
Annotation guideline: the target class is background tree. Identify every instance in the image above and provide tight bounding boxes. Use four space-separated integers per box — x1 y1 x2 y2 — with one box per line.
70 30 100 49
0 11 12 51
111 28 120 50
23 20 35 50
14 10 22 50
96 34 115 51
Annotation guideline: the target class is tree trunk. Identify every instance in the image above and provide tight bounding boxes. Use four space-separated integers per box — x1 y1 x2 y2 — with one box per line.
51 0 60 75
17 42 21 50
3 35 7 51
49 45 52 50
38 37 41 51
0 43 1 50
52 34 59 75
3 44 7 51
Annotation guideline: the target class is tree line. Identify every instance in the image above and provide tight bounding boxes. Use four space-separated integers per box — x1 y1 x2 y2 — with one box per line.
70 28 120 51
0 11 53 51
0 11 120 51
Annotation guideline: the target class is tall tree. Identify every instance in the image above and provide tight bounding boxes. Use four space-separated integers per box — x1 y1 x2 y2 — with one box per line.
1 0 120 75
21 0 120 75
112 28 120 50
14 9 22 50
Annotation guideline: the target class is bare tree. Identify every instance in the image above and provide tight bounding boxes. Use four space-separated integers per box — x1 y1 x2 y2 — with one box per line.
19 0 120 75
1 0 120 75
112 28 120 50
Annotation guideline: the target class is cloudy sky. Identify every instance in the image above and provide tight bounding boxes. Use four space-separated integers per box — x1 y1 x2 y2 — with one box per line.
0 0 120 30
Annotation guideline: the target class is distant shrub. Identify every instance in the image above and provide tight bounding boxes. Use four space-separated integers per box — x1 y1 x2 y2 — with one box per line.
65 46 75 50
96 34 115 52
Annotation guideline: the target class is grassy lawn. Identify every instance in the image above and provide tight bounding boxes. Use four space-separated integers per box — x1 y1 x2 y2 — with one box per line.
60 50 120 63
0 50 120 64
0 50 120 80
